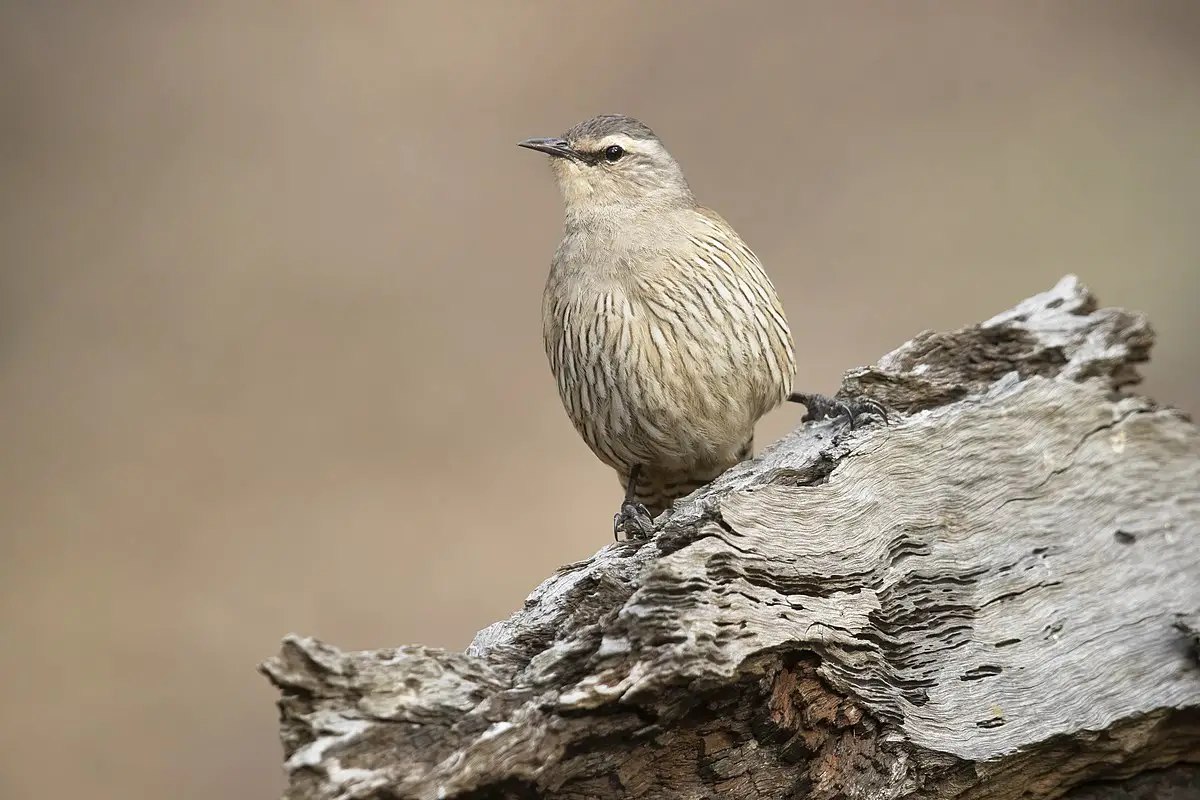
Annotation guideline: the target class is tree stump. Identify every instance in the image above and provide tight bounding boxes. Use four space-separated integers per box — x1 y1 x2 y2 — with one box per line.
261 276 1200 800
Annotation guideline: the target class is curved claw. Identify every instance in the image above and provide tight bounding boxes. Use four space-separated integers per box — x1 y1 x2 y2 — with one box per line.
789 392 889 429
613 499 655 541
856 397 890 424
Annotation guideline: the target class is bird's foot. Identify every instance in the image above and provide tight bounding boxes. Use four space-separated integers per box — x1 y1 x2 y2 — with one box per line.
613 499 656 541
789 392 889 429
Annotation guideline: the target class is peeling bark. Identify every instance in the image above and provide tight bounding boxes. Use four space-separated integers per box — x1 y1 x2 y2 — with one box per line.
261 276 1200 800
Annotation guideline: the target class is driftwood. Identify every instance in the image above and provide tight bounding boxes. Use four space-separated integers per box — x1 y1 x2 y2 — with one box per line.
261 276 1200 800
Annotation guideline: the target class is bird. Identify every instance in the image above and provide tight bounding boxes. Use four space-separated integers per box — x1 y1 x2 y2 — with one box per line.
518 114 884 540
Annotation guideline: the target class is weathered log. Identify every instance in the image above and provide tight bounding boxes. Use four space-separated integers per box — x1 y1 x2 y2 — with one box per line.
261 276 1200 800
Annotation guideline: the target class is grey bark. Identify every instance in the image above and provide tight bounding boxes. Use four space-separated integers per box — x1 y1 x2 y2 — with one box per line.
261 276 1200 800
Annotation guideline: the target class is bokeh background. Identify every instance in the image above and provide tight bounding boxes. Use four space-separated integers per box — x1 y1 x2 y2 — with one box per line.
2 2 1197 798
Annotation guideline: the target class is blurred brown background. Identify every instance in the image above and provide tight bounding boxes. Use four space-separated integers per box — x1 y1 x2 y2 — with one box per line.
1 2 1197 798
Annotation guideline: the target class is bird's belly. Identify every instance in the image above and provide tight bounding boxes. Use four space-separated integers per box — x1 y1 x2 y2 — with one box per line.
548 314 772 474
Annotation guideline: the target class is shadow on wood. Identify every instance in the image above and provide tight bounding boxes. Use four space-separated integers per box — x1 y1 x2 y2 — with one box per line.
261 276 1200 800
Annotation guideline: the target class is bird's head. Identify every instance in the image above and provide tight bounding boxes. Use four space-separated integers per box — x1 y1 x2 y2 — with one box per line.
518 114 694 215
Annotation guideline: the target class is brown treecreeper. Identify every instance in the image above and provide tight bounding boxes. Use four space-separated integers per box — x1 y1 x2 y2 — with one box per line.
519 114 885 539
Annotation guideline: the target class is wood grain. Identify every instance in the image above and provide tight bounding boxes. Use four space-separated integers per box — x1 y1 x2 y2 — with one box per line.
262 276 1200 800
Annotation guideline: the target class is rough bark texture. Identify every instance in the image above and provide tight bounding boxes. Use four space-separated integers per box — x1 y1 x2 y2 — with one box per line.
261 276 1200 800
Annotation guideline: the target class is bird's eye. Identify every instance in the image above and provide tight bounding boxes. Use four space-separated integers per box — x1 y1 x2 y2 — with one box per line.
604 145 625 163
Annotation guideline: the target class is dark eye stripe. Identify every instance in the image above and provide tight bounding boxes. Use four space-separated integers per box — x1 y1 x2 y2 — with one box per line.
573 144 629 166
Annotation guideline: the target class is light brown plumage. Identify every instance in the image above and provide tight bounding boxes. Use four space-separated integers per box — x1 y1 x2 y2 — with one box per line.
520 114 796 535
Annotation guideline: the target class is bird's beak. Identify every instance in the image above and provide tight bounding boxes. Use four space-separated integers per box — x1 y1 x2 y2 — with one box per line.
517 137 579 161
